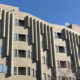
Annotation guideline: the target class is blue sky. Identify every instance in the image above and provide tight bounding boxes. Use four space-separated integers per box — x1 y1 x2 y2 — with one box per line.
0 0 80 26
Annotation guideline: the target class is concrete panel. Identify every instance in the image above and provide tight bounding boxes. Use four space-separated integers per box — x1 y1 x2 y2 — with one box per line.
30 18 34 44
9 13 14 76
63 28 67 40
25 16 30 28
1 10 6 38
5 12 10 56
67 30 72 55
44 24 49 50
40 22 44 34
34 19 38 61
0 8 2 19
47 26 53 67
37 21 43 80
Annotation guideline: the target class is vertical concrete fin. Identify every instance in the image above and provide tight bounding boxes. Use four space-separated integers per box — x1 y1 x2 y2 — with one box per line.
44 24 49 50
25 16 30 28
40 22 44 34
30 18 34 44
67 30 72 55
37 21 43 80
76 34 79 45
74 34 79 68
5 12 10 56
0 8 2 20
9 13 14 76
47 26 53 67
51 27 56 68
34 19 38 61
72 33 77 70
1 10 6 38
63 28 67 40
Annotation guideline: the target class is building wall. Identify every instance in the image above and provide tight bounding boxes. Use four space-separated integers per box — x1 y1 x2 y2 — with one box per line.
0 4 80 80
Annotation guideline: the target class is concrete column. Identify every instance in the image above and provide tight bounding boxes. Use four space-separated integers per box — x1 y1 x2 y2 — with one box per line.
5 12 10 56
37 21 43 80
1 10 6 38
34 19 38 61
9 13 14 76
30 18 34 44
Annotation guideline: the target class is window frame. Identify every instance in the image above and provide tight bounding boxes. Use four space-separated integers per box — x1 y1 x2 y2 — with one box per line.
27 67 30 75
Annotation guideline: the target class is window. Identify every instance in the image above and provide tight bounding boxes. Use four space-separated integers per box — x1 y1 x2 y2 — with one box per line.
60 61 66 68
27 50 30 58
57 33 62 38
42 41 44 48
27 35 29 42
14 67 17 75
42 57 45 64
59 46 65 53
31 69 34 77
56 61 59 68
27 67 30 75
5 66 8 74
54 32 56 38
19 20 25 26
18 50 26 58
31 52 34 60
1 46 4 54
43 73 46 80
14 34 17 41
65 47 68 53
19 34 26 41
18 67 26 75
55 46 58 52
14 49 17 57
58 77 60 80
47 75 50 80
0 64 3 73
69 77 71 80
67 61 70 68
15 19 17 26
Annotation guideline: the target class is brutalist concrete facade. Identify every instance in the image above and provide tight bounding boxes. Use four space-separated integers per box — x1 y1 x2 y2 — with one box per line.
0 4 80 80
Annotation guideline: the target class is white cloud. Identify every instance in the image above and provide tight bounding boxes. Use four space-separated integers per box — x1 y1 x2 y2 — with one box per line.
65 22 70 26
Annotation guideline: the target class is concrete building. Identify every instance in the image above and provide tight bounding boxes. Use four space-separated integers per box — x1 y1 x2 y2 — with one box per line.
0 4 80 80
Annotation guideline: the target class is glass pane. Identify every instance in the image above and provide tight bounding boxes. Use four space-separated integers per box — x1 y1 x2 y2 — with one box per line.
0 64 3 73
42 57 45 64
14 49 17 57
57 61 59 68
5 66 8 74
14 67 17 75
15 19 17 26
14 34 17 41
54 32 56 38
55 46 58 52
47 75 50 80
27 35 29 42
31 69 34 77
27 50 30 58
43 73 46 80
42 41 44 48
1 46 4 54
27 67 30 75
